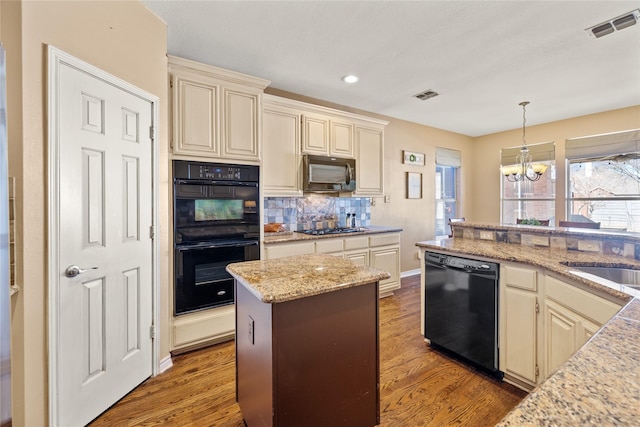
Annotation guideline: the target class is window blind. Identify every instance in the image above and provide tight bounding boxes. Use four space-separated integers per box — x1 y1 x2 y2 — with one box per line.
500 141 555 166
435 147 461 167
565 129 640 161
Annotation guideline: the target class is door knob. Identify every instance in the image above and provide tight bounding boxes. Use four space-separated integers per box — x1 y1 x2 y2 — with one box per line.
65 265 97 278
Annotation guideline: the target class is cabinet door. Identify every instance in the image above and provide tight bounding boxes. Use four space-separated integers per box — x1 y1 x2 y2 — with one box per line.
355 125 384 195
263 105 302 195
330 119 354 158
502 286 538 386
171 73 220 156
302 113 329 155
370 246 400 296
221 87 260 161
345 250 369 266
544 299 581 376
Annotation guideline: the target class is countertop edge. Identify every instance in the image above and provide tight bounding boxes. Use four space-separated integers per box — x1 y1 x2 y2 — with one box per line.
227 254 391 303
264 225 403 244
415 239 636 302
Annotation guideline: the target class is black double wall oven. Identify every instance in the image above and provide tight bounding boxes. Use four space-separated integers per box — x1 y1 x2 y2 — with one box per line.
173 160 259 315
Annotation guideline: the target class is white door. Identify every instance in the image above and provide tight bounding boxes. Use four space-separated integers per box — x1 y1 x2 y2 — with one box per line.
49 49 155 427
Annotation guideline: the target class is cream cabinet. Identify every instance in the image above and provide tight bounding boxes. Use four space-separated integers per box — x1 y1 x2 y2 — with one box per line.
500 264 541 389
543 274 622 378
368 234 400 296
261 95 387 195
264 232 401 297
169 55 270 162
262 100 303 196
500 263 624 391
355 125 385 196
301 113 355 158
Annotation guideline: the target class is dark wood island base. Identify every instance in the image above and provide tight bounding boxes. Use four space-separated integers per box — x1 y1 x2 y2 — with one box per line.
227 254 390 427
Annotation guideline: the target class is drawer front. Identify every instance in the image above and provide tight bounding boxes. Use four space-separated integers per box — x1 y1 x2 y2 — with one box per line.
316 238 344 253
503 265 537 292
344 236 369 251
265 241 315 259
369 233 400 248
545 275 622 325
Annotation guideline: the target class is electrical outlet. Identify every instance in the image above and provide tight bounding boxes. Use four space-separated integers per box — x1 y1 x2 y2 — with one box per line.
248 316 255 345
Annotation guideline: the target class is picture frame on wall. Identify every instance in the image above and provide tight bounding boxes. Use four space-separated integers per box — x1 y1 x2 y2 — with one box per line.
403 150 425 166
406 172 422 199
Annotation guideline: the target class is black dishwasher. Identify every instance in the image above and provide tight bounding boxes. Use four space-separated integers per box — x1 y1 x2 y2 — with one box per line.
423 251 502 377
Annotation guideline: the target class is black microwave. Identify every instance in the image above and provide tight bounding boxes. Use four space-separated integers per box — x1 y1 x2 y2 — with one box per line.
302 154 356 193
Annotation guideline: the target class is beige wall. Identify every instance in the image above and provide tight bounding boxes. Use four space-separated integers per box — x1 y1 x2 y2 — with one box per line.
1 1 168 425
470 106 640 224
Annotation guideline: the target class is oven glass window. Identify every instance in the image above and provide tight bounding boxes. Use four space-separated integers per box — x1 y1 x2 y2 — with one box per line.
195 199 244 221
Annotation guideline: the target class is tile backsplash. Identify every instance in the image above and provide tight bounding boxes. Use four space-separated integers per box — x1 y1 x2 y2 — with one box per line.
265 196 371 231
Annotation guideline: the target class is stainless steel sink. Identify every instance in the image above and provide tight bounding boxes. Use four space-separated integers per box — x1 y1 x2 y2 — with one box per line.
571 266 640 289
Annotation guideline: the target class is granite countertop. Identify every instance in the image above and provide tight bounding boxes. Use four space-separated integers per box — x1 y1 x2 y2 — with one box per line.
496 298 640 426
263 225 403 244
226 253 391 303
416 238 639 301
416 238 640 425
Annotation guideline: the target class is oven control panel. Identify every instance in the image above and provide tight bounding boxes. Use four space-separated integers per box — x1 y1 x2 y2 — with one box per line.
173 160 259 182
197 165 242 180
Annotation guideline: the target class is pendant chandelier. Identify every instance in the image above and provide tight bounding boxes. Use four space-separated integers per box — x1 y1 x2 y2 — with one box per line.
501 101 548 182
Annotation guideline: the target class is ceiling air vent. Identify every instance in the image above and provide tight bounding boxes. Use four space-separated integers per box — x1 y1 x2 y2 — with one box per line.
413 89 439 101
586 9 639 38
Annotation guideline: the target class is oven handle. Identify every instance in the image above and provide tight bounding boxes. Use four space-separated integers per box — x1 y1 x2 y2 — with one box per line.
177 241 259 251
174 179 258 187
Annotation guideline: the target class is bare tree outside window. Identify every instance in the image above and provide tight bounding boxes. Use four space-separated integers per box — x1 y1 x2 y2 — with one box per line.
568 156 640 232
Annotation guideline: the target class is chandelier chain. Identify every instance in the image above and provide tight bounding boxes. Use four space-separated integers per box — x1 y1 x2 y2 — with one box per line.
519 101 529 147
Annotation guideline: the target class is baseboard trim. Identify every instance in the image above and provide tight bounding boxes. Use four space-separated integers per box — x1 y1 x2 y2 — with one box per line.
158 354 173 374
401 269 420 278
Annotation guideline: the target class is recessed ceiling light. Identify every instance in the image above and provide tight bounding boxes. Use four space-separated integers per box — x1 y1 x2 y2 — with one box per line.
342 75 358 84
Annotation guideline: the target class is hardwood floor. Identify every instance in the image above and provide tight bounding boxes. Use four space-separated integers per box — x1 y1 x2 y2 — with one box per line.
90 275 527 426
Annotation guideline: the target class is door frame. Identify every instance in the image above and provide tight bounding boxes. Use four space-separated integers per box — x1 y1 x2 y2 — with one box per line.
46 45 160 425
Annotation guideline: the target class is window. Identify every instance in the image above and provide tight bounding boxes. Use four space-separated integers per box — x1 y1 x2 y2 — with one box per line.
500 142 556 225
435 148 460 237
566 130 640 232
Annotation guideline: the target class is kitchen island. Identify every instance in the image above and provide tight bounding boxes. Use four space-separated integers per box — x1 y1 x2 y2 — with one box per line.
227 254 390 427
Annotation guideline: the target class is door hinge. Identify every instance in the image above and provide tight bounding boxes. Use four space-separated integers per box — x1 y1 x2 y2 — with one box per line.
535 365 539 377
149 126 155 140
150 325 156 339
535 301 540 314
169 77 173 89
149 225 155 239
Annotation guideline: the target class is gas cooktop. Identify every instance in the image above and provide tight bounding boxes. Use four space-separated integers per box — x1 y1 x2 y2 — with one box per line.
297 227 366 236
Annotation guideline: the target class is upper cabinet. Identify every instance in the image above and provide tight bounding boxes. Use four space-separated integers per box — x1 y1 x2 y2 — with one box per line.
263 96 303 196
302 113 355 158
355 125 385 196
263 95 388 196
168 55 270 162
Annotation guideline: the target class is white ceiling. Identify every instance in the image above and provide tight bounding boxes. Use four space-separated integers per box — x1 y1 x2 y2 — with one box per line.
142 0 640 137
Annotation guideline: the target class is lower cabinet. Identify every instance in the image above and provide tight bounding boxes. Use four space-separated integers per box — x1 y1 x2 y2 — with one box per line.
264 232 401 297
542 274 622 378
500 264 624 391
500 264 541 389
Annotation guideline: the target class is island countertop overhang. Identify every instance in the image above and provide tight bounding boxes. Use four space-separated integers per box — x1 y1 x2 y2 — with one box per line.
227 253 391 303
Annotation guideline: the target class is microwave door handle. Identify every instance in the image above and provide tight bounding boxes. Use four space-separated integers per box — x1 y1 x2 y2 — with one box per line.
345 164 352 185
